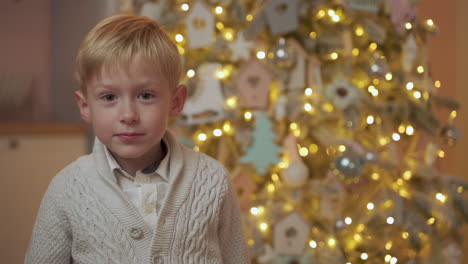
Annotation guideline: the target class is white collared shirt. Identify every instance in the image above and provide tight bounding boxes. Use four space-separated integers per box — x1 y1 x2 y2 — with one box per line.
104 139 170 230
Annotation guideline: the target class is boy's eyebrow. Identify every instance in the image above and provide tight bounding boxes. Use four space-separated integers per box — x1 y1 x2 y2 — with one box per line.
93 80 164 90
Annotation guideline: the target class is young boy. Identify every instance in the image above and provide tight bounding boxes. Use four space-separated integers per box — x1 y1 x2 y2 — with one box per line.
26 14 249 264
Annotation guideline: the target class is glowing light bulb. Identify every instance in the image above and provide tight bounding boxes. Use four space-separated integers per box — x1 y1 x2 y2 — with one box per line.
256 51 266 59
259 222 268 231
215 6 223 14
427 217 435 225
352 48 360 56
250 207 259 215
385 73 393 81
330 52 339 60
436 193 447 203
367 203 374 210
175 34 184 43
198 133 207 141
355 26 364 36
403 170 412 180
345 217 352 225
181 3 189 11
406 82 414 90
361 253 369 260
186 69 195 78
387 217 395 224
299 147 309 157
309 240 317 248
366 115 375 124
405 22 412 30
213 129 222 137
244 111 253 121
304 103 313 112
305 87 313 96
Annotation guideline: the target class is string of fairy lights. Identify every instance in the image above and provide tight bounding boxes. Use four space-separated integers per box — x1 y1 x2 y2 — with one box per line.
123 0 464 263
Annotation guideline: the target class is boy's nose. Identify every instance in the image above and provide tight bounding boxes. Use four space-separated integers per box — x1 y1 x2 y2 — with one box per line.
120 101 139 124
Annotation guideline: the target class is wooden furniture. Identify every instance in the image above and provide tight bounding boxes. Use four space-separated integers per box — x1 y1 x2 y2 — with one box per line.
0 123 88 264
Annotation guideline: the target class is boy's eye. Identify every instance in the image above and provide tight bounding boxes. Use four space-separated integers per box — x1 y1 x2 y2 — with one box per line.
139 92 155 100
102 94 116 101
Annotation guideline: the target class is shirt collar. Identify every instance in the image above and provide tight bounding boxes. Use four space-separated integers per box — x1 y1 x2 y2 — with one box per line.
103 136 171 182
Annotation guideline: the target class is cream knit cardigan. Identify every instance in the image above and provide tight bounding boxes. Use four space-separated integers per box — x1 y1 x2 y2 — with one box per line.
25 132 250 264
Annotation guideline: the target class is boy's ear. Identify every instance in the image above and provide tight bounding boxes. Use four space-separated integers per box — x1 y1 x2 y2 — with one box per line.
169 84 188 118
74 90 91 123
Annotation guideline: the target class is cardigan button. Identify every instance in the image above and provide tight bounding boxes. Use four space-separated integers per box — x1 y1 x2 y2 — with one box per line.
152 255 164 264
129 227 143 240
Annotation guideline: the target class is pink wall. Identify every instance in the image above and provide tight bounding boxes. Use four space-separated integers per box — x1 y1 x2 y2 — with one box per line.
417 2 457 175
0 0 51 121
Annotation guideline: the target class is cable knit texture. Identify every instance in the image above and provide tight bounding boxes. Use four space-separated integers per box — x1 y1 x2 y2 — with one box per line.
25 131 250 264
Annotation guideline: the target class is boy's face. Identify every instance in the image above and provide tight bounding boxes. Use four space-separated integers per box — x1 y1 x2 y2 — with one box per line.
75 57 186 170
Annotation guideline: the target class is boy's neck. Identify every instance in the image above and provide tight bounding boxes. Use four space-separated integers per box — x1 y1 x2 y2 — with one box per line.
112 142 165 177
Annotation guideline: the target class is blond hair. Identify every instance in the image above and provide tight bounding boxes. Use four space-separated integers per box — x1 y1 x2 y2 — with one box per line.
75 14 182 93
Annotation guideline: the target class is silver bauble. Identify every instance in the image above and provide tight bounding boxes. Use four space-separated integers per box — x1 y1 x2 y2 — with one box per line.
333 151 365 182
440 124 460 146
272 38 296 70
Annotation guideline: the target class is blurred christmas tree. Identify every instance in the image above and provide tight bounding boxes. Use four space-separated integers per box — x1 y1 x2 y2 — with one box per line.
124 0 467 263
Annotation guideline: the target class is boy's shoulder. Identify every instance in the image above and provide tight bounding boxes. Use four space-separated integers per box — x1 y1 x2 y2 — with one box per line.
179 143 226 174
46 153 94 193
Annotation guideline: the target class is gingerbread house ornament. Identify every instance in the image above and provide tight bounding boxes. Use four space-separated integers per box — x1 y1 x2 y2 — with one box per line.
265 0 299 35
231 166 257 211
274 211 310 256
287 39 323 97
236 60 272 109
186 1 214 48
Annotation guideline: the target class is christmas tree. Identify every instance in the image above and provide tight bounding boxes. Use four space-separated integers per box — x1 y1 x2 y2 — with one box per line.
123 0 467 263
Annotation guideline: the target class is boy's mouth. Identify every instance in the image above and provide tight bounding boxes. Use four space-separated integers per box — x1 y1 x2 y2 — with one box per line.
115 133 144 141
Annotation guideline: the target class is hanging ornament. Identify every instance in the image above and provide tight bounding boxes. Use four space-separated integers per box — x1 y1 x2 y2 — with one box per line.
180 63 225 125
229 31 254 62
424 143 439 166
240 111 282 174
362 19 387 44
388 0 416 34
286 39 323 95
265 0 299 35
402 34 417 72
324 79 361 110
231 166 257 211
368 52 390 78
282 134 309 187
186 2 215 48
440 124 460 146
310 173 345 220
257 244 276 263
347 0 383 12
333 150 365 182
273 211 310 255
272 38 296 70
275 94 288 121
236 60 272 109
139 0 167 23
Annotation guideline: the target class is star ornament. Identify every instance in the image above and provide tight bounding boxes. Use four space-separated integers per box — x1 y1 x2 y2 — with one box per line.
229 31 254 61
